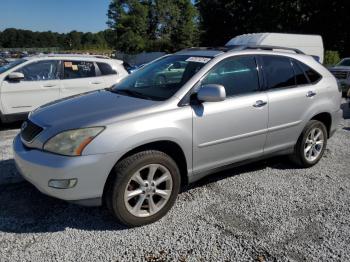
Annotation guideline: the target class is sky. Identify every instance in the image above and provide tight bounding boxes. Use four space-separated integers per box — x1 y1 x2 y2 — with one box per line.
0 0 111 33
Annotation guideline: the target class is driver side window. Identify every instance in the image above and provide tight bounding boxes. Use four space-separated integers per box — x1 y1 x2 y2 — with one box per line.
202 56 260 97
17 60 60 81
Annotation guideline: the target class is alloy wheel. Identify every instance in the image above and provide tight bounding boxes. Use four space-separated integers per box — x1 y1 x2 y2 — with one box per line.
124 164 173 217
304 127 324 162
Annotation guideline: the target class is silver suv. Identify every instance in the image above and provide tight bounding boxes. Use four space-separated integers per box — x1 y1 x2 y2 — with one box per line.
13 46 342 226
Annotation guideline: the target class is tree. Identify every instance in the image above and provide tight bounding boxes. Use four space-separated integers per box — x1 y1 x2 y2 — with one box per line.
106 0 198 53
107 0 149 53
196 0 350 56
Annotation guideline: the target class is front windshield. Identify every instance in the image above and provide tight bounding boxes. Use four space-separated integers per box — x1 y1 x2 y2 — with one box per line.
337 59 350 67
112 55 212 101
0 59 26 74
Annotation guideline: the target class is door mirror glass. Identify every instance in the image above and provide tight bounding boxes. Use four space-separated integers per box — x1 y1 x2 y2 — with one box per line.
7 72 25 81
197 84 226 102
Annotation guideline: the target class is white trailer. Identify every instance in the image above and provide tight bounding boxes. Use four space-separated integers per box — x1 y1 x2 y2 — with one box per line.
226 33 324 63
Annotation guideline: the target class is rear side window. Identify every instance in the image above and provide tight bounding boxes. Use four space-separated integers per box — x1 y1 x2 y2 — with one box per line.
262 56 295 89
97 62 117 75
292 60 309 86
63 61 96 79
297 61 322 84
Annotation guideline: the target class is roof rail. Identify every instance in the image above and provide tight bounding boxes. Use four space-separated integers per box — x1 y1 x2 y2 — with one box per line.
178 46 232 52
179 45 305 55
232 45 305 54
46 54 111 59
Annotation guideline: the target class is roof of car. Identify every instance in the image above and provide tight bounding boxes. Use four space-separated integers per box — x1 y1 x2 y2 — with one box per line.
23 54 123 64
176 45 306 58
175 47 228 57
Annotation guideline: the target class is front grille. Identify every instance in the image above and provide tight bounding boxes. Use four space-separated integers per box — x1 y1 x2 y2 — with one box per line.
331 70 349 80
21 120 43 142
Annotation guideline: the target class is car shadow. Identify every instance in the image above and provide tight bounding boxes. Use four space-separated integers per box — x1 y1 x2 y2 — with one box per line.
0 121 23 131
0 159 23 185
0 180 128 233
0 156 292 234
341 102 350 120
184 155 296 191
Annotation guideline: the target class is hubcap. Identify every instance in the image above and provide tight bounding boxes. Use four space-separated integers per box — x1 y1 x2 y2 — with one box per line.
124 164 173 217
304 127 324 162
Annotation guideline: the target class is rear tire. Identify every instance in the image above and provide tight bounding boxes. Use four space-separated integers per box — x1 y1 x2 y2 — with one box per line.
290 120 327 167
106 150 181 227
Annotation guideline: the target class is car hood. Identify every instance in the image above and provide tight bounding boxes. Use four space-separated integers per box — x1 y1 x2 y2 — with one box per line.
30 89 159 128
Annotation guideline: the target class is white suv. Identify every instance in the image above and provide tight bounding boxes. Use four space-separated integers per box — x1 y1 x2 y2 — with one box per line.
0 55 129 124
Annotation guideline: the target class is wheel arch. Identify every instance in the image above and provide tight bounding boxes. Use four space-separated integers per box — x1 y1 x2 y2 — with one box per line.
102 140 189 204
310 112 332 138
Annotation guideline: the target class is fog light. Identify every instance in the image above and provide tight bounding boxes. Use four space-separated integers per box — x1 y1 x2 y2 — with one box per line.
48 179 77 189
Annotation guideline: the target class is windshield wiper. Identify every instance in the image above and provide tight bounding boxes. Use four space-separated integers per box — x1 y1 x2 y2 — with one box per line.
108 89 156 100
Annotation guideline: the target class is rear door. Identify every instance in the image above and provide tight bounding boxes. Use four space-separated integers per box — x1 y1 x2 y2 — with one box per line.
0 60 61 114
60 60 102 98
261 55 323 154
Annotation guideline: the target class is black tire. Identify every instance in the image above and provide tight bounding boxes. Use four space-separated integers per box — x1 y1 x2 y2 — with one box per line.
105 150 181 227
290 120 328 167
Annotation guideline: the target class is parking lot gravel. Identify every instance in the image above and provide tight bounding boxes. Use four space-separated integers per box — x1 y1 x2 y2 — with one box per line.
0 102 349 262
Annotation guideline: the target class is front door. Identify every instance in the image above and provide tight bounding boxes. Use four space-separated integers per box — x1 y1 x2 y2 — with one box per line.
0 60 61 115
192 55 268 174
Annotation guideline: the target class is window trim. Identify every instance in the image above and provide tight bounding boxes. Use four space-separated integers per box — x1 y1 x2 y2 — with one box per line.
61 60 98 80
179 54 264 106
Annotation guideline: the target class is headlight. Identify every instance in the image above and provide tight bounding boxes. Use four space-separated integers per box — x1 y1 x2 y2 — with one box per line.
43 127 104 156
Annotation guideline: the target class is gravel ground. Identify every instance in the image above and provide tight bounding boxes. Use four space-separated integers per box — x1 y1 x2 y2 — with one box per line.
0 102 349 262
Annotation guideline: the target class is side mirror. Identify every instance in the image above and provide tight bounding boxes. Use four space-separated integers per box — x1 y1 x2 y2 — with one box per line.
7 72 24 82
196 84 226 102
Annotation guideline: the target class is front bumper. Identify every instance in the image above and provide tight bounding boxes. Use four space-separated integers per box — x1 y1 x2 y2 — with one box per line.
13 135 118 205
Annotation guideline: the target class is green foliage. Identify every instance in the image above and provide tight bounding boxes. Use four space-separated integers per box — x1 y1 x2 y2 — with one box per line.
0 28 113 51
107 0 198 53
324 51 341 66
196 0 350 57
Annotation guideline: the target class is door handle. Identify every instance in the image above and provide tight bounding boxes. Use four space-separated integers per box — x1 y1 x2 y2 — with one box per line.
253 100 267 108
91 81 103 85
306 91 317 97
43 84 56 87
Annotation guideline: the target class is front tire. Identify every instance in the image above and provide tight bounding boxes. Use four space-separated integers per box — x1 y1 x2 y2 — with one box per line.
290 120 327 167
106 150 181 227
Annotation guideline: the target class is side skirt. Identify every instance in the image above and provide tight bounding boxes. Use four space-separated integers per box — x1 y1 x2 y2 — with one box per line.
188 147 294 184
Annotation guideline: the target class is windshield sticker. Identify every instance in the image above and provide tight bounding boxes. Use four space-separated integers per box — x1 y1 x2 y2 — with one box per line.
186 57 211 63
64 61 72 67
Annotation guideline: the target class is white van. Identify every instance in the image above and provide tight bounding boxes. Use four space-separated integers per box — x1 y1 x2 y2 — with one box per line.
0 55 129 124
226 33 324 63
